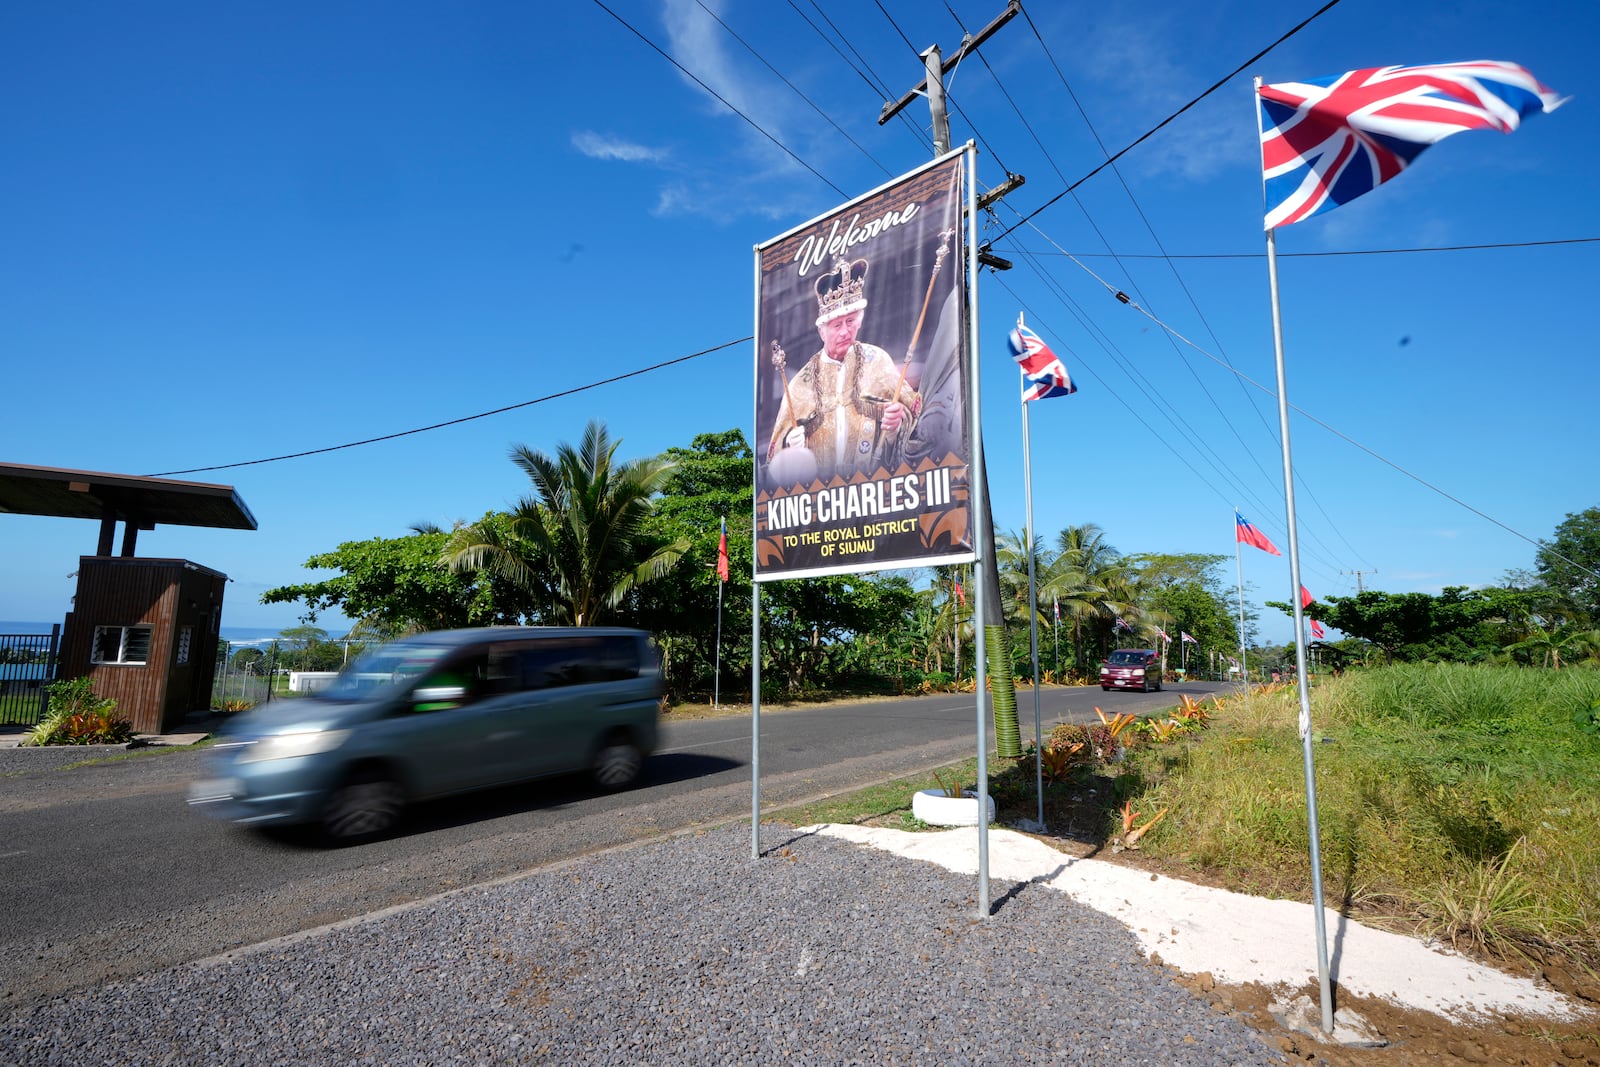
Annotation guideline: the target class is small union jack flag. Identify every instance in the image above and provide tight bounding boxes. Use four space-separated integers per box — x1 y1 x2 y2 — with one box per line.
1157 628 1172 643
1008 322 1077 403
1258 61 1562 229
1114 616 1132 632
1180 632 1197 644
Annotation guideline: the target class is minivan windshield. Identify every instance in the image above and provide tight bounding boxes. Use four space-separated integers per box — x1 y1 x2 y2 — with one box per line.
1106 650 1152 666
317 641 454 702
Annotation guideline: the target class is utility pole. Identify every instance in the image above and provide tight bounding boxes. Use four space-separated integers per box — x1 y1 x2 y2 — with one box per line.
1342 569 1377 593
881 0 1022 921
880 0 1025 756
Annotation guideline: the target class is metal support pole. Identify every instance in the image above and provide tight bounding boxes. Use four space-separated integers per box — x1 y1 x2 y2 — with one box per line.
1265 209 1334 1035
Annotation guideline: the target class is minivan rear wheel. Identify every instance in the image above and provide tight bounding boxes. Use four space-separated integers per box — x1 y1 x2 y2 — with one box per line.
592 734 643 790
321 768 404 843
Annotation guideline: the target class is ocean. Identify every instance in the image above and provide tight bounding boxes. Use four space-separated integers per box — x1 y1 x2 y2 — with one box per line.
0 621 315 649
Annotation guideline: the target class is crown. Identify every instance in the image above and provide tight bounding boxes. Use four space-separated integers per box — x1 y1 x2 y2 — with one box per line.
814 257 869 325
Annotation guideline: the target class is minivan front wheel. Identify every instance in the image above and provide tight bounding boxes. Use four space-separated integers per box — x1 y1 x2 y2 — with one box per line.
592 734 643 790
321 768 404 843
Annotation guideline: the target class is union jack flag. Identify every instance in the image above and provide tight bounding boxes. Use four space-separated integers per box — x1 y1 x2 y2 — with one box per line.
1053 596 1060 623
1180 631 1197 644
1157 628 1172 643
1008 322 1077 403
1114 616 1132 632
1259 61 1563 229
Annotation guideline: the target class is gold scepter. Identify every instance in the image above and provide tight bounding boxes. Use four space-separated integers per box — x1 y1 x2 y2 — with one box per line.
898 227 955 396
867 228 955 461
768 340 818 486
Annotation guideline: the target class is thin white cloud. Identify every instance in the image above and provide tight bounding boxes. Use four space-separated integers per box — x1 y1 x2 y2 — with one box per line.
661 0 764 126
571 131 670 164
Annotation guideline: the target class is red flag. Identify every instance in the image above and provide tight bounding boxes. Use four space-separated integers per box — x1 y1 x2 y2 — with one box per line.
716 520 729 583
1300 586 1325 638
953 580 965 607
1235 513 1282 556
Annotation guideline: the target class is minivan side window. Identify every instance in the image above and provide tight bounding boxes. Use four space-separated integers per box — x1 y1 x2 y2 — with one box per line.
514 636 641 691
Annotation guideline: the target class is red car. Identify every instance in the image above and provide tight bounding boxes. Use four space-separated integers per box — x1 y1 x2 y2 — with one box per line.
1100 648 1161 692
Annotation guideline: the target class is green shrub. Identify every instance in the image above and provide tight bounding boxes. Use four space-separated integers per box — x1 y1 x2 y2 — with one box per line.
1049 721 1122 765
23 678 134 746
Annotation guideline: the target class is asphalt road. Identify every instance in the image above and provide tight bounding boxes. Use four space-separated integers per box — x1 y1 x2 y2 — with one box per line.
0 682 1228 1016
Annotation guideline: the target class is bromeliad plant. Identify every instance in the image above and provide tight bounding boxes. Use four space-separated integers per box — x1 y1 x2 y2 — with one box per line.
23 678 134 746
1112 800 1170 852
1094 706 1139 741
1038 739 1087 783
1174 693 1212 729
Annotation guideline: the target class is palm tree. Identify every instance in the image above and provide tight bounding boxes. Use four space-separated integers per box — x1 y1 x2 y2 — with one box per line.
1041 524 1138 676
443 420 688 626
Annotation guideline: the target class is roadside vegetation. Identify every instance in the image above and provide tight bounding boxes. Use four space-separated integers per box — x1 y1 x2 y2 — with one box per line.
22 678 134 747
775 663 1600 983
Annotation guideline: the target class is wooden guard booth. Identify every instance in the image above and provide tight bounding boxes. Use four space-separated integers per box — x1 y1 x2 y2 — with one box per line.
0 463 258 733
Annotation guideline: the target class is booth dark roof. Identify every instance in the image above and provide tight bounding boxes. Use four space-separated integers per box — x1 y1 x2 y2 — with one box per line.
0 463 257 531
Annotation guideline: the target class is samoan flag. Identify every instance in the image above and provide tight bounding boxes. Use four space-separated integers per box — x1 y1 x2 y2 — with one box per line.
1259 61 1563 229
1300 585 1325 639
1235 513 1282 556
1008 323 1077 402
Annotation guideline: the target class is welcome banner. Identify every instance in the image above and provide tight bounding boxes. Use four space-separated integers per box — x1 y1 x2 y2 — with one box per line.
753 150 974 582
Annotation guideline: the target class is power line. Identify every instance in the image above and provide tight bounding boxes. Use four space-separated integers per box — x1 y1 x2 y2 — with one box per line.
1010 1 1365 571
587 0 849 198
984 0 1346 248
692 0 895 178
1037 236 1600 259
147 338 748 478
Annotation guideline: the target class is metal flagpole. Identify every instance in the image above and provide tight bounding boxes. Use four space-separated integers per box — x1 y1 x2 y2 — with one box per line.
1052 601 1060 683
1266 221 1333 1035
751 580 762 860
964 145 991 919
953 578 962 683
1020 354 1044 830
714 516 725 709
1259 75 1333 1035
1234 520 1250 713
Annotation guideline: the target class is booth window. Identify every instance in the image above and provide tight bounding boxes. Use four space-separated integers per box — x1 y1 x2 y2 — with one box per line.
92 625 153 666
176 627 192 666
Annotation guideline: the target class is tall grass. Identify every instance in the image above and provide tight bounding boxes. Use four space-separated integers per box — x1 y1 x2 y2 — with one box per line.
1125 663 1600 968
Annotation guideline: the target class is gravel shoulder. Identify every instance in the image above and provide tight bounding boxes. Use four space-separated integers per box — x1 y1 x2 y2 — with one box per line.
1 824 1284 1067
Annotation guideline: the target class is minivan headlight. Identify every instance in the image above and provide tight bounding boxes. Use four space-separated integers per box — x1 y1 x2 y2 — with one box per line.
1132 668 1145 676
238 729 351 764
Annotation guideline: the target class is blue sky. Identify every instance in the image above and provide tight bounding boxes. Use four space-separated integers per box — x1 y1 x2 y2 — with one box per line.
3 0 1594 646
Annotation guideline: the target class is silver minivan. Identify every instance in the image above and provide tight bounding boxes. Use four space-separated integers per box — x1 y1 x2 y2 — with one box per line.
189 627 662 842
